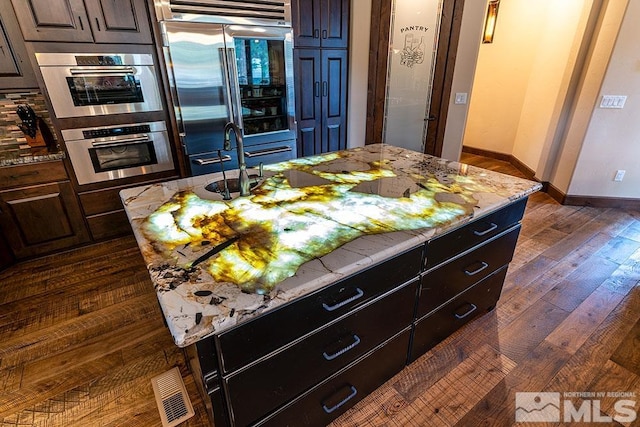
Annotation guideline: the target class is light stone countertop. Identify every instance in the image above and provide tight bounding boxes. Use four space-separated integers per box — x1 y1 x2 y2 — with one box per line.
120 144 542 347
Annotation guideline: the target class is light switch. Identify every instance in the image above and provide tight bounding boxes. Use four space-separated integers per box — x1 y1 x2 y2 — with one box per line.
454 93 468 105
600 95 627 109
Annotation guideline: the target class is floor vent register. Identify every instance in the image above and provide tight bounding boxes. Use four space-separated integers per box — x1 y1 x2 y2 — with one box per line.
151 367 195 427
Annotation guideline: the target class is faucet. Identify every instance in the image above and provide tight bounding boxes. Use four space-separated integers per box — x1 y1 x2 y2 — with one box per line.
223 122 250 197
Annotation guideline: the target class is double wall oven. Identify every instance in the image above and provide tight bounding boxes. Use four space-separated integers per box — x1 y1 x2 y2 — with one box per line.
35 52 175 185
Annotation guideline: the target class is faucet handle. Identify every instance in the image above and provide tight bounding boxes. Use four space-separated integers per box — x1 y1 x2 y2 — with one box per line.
258 162 264 178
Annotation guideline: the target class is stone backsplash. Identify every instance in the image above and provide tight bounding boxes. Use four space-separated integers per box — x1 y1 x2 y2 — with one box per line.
0 91 60 163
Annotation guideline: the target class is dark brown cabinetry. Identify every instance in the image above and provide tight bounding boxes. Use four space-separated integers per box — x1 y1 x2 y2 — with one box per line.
192 245 423 426
0 1 37 89
78 186 134 241
10 0 151 44
291 0 349 48
187 198 529 426
292 0 349 157
409 199 527 362
0 161 90 259
294 48 348 156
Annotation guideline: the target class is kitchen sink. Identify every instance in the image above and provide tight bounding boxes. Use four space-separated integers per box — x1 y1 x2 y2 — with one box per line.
205 174 261 196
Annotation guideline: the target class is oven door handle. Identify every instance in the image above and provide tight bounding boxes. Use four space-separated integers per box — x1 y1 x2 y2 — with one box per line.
91 136 150 147
70 66 136 75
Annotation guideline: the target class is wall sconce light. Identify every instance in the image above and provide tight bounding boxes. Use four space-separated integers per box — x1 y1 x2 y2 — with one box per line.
482 0 500 43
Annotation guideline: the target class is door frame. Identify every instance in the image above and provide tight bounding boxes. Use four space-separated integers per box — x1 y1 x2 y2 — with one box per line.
366 0 466 156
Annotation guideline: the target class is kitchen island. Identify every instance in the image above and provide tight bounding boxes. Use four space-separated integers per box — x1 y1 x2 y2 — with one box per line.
121 144 541 426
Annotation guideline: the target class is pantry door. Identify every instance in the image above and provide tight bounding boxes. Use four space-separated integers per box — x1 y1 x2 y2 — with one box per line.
366 0 465 156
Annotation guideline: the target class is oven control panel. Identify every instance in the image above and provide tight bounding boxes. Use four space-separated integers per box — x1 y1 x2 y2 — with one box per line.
74 55 123 66
82 125 151 139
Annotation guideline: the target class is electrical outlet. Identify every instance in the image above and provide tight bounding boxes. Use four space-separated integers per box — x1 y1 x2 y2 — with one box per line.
614 170 625 182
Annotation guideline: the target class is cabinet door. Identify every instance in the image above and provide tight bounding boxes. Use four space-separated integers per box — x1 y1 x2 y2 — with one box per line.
292 0 321 48
321 49 347 152
0 19 19 76
321 0 349 48
292 0 349 49
0 181 90 259
84 0 151 44
0 2 38 88
11 0 93 42
294 48 322 157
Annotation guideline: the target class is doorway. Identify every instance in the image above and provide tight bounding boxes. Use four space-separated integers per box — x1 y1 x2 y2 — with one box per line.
366 0 465 156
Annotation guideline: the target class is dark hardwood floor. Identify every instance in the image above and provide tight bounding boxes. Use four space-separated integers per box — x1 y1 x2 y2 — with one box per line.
1 153 638 426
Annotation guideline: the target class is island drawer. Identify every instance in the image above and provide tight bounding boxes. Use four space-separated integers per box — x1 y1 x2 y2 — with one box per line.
425 197 526 269
409 265 507 362
417 225 520 318
216 245 423 375
225 279 417 426
256 328 412 427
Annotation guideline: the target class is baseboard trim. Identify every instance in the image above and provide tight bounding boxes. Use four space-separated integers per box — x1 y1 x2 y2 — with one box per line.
462 146 535 180
544 182 566 205
461 146 511 162
462 146 640 209
563 195 640 209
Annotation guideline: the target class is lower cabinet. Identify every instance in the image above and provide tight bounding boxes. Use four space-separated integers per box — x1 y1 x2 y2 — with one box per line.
187 198 529 426
79 186 134 241
0 161 90 259
409 266 508 362
257 328 412 426
225 280 417 426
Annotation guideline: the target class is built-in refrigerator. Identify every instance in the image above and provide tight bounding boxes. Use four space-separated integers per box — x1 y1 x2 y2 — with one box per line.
159 13 297 175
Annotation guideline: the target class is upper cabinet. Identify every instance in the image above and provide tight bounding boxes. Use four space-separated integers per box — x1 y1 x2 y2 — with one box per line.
10 0 152 44
0 1 38 89
292 0 349 49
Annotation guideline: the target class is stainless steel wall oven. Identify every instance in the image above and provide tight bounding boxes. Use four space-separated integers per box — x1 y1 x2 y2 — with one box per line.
61 121 174 185
35 53 163 118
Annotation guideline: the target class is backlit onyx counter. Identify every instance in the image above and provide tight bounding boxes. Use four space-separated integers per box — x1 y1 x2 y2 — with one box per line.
121 144 541 426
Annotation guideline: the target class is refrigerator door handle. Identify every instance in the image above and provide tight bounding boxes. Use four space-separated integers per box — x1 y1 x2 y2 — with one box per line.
225 47 244 130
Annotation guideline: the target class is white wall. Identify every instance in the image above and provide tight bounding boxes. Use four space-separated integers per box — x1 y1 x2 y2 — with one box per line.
347 0 371 148
462 0 546 155
551 0 629 193
511 0 592 174
462 0 592 176
565 0 639 198
440 0 486 161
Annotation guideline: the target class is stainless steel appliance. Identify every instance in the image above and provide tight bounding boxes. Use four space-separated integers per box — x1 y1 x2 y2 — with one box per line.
61 121 174 185
35 53 163 118
156 0 297 175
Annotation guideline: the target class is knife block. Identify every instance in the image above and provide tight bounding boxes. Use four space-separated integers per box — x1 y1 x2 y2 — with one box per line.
25 129 47 148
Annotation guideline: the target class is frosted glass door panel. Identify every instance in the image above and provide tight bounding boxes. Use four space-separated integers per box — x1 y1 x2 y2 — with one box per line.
383 0 442 152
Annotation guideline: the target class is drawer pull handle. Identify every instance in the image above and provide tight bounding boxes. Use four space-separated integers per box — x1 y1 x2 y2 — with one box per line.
473 222 498 236
193 155 232 165
9 171 39 179
322 287 364 312
464 261 489 276
323 335 361 361
454 303 478 319
322 385 358 414
244 146 292 158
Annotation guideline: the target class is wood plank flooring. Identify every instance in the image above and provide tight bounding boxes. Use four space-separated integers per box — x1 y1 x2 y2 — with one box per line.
1 152 638 426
